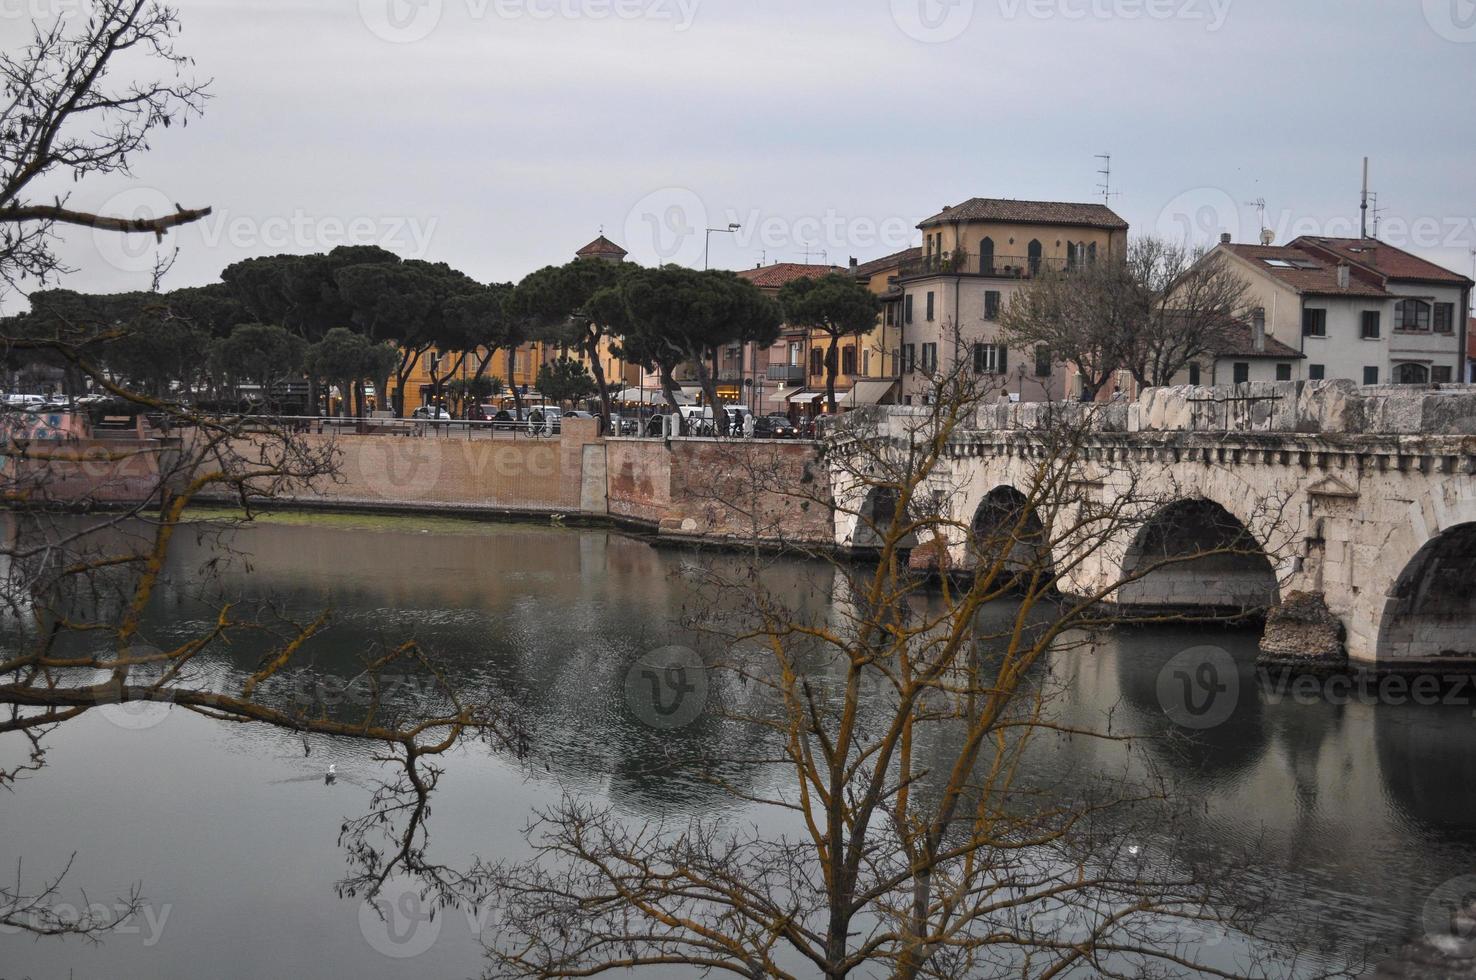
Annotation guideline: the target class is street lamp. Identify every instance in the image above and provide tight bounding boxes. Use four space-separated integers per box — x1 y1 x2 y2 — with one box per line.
704 223 741 270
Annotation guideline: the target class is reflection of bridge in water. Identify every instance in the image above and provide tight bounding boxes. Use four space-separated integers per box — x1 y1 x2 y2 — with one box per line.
835 381 1476 668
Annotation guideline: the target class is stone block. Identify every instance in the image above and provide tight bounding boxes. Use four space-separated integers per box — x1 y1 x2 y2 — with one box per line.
1259 590 1347 669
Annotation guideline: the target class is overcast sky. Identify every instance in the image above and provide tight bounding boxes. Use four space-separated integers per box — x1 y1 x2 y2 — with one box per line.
5 0 1475 309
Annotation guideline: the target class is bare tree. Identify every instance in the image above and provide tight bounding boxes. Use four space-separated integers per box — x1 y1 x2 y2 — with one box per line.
0 1 212 291
996 258 1137 403
479 332 1332 979
1122 239 1252 389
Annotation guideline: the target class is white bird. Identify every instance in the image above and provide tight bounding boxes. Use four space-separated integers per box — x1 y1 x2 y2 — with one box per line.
326 764 337 784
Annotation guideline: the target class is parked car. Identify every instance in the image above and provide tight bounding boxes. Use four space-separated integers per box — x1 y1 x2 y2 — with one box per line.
412 406 451 421
753 414 799 439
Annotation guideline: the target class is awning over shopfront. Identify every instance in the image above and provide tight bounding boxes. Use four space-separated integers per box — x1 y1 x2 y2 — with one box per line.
786 389 822 404
838 379 898 408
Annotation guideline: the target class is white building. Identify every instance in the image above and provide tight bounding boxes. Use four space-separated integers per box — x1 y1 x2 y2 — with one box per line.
1205 235 1471 386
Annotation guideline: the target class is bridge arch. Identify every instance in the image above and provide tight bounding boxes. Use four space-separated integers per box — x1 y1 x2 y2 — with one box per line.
1376 522 1476 663
1118 498 1279 613
970 485 1054 585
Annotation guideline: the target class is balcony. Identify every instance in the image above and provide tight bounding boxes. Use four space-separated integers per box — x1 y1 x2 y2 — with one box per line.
767 364 805 384
897 250 1071 281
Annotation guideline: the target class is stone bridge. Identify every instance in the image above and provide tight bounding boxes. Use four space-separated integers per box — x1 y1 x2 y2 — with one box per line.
832 381 1476 669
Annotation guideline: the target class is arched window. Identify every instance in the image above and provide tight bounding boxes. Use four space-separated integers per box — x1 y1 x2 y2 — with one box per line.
1087 242 1098 264
1027 240 1043 276
979 237 995 275
1395 362 1430 384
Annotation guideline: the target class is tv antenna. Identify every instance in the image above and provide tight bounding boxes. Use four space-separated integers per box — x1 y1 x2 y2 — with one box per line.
800 244 828 265
1095 153 1121 206
1245 197 1268 238
1368 192 1386 239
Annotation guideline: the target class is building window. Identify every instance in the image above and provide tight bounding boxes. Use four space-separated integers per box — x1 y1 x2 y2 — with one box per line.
1027 240 1043 276
1363 366 1379 385
1088 242 1097 264
921 343 938 374
1432 365 1453 383
980 237 995 275
863 349 871 375
1361 310 1381 339
903 344 916 374
1276 363 1292 381
1395 298 1431 332
904 295 914 324
1395 362 1430 384
810 348 824 377
1232 362 1250 384
885 305 894 327
1309 364 1325 380
841 347 857 375
972 343 1007 374
1034 346 1051 377
1435 302 1456 333
1188 363 1201 385
926 291 935 322
1302 308 1327 337
984 291 1001 321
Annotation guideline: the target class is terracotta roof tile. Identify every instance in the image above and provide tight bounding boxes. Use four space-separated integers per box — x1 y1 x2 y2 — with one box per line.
1293 237 1472 286
575 235 628 259
919 198 1128 231
1222 243 1392 298
851 247 922 279
736 263 846 290
1209 319 1305 359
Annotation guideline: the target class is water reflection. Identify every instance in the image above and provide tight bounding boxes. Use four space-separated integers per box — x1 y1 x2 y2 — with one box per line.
2 514 1474 978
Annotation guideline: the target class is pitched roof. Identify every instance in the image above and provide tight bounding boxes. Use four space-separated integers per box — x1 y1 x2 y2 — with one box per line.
851 247 922 279
1221 243 1392 298
1208 319 1305 359
736 263 845 290
1292 237 1472 286
918 198 1128 231
575 235 628 259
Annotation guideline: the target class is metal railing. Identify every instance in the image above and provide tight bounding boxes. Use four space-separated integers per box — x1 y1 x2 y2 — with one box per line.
898 251 1072 280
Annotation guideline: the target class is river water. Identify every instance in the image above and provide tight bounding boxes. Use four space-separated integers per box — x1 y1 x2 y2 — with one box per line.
2 513 1474 979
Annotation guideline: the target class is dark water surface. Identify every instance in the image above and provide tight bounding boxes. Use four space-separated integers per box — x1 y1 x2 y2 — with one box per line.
3 513 1474 978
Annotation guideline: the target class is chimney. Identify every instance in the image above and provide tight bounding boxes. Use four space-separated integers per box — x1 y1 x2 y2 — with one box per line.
1337 262 1351 290
1220 233 1232 245
1252 308 1266 353
849 257 858 271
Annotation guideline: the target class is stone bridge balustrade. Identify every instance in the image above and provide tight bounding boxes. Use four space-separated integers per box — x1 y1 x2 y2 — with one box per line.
832 382 1476 669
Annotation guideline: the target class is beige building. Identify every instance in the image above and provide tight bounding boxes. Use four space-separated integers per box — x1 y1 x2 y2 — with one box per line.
892 198 1129 404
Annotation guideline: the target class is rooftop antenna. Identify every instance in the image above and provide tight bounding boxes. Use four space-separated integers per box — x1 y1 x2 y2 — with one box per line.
1095 152 1120 207
1360 157 1370 239
1369 192 1386 240
1245 197 1269 240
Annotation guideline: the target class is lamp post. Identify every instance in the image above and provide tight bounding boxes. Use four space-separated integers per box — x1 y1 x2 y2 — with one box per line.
704 223 741 271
